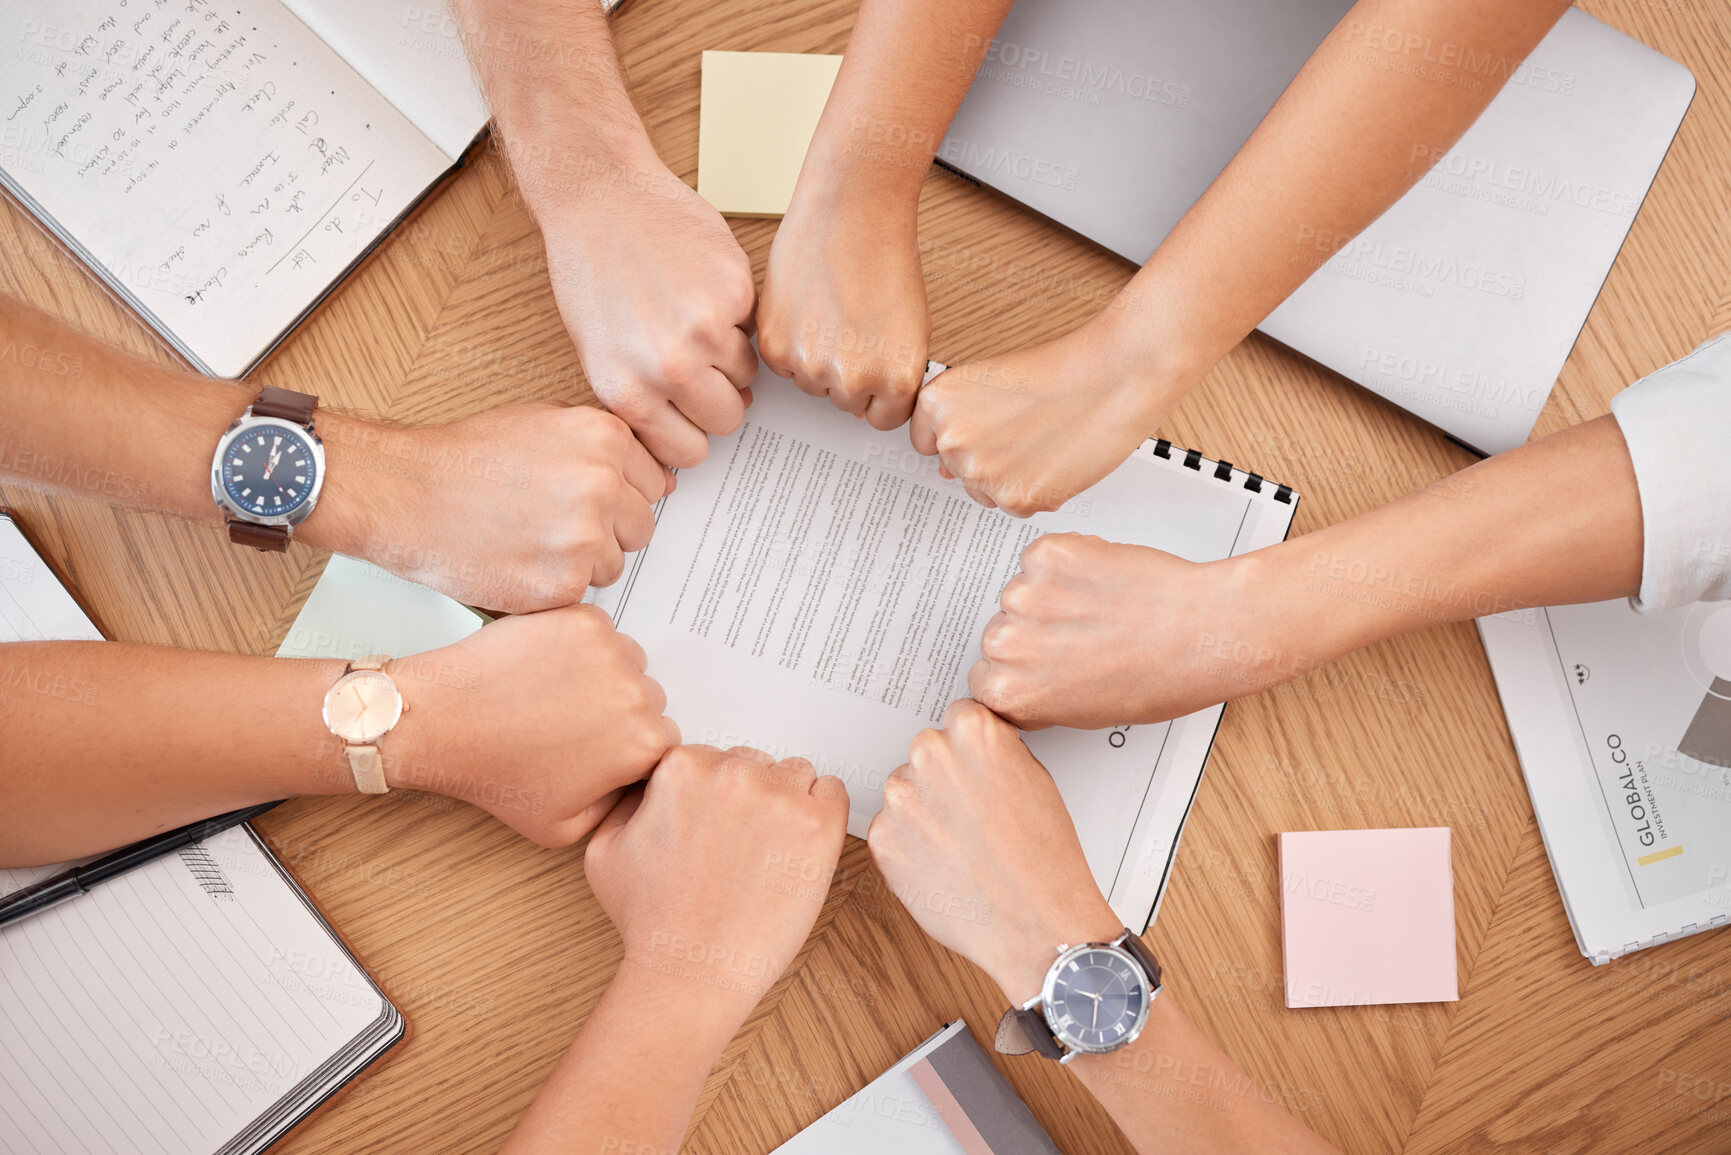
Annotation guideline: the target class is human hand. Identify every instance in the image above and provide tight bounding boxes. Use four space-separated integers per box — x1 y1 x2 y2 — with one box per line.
312 403 669 614
585 745 850 1017
910 315 1183 515
759 182 929 429
536 138 759 468
867 699 1122 1005
968 533 1311 729
384 605 679 847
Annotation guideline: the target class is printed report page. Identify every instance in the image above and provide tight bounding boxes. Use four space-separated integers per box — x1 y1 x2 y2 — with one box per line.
591 367 1289 916
1542 598 1731 912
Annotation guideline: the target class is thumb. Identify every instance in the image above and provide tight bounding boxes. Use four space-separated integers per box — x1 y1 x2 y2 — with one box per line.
909 377 943 457
560 787 628 845
585 785 645 863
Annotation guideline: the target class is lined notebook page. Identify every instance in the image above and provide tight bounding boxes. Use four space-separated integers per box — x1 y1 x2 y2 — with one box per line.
0 519 394 1153
0 826 385 1154
0 0 454 376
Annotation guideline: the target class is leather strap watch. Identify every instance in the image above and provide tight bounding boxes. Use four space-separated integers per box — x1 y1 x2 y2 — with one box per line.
320 657 405 795
995 929 1162 1062
210 386 325 552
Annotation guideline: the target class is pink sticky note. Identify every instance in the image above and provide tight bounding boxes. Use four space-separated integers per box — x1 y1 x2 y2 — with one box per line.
1279 827 1458 1009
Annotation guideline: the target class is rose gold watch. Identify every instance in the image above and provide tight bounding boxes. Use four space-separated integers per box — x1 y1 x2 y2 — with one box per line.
321 656 405 794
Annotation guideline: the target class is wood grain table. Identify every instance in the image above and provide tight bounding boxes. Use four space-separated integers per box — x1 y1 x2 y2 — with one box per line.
4 1 1730 1151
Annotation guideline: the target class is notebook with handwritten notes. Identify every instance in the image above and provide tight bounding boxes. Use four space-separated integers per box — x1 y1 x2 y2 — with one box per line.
0 510 406 1152
0 0 502 377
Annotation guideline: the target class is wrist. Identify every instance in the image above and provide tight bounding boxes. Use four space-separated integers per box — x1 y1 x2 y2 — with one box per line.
295 411 387 560
794 123 929 216
607 949 758 1049
984 899 1124 1008
517 126 669 238
375 653 461 796
1083 277 1213 424
613 933 767 1039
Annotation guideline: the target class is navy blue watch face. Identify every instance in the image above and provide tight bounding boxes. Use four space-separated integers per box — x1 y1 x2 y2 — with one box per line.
1047 948 1146 1051
220 424 317 518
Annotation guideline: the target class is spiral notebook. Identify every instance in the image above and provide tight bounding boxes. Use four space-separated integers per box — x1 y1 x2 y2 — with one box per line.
587 360 1301 932
1478 599 1731 962
0 511 405 1153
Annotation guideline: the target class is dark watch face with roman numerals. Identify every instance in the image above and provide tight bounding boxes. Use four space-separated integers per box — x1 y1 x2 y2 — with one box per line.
1044 946 1149 1053
219 423 319 518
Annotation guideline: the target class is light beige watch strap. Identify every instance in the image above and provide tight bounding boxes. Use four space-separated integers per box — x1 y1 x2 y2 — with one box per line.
994 1009 1037 1055
346 744 389 794
341 656 393 794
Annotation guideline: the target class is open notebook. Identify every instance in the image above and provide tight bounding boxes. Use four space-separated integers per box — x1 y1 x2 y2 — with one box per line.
0 0 516 377
1479 599 1731 962
0 512 404 1152
587 363 1301 932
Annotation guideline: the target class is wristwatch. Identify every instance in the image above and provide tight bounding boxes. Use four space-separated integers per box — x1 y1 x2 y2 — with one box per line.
210 386 325 552
994 929 1162 1063
320 657 404 794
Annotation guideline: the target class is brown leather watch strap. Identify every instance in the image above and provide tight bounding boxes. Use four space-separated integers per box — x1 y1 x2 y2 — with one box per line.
227 520 290 552
251 385 318 426
998 1006 1065 1059
1120 931 1163 992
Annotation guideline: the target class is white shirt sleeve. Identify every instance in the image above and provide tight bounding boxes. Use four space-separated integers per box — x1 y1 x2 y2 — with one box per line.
1609 332 1731 613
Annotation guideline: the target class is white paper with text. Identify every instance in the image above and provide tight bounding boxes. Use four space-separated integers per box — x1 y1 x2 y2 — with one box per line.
1480 599 1731 962
591 367 1298 929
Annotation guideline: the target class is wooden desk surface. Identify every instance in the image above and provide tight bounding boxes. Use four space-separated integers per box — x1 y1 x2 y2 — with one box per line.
4 1 1730 1151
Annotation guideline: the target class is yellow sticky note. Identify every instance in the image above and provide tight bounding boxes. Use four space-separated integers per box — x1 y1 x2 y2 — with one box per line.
698 51 843 217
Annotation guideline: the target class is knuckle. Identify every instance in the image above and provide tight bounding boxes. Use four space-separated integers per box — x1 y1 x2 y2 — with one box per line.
758 326 791 370
604 385 653 422
973 677 1018 718
1022 533 1070 571
907 727 944 764
950 697 992 730
979 620 1017 663
999 577 1037 617
589 411 635 452
723 269 756 318
566 601 612 635
866 812 893 854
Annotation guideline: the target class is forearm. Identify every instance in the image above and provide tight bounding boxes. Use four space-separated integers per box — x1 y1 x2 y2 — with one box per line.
797 0 1013 209
1252 414 1642 664
452 0 654 224
0 642 355 865
1068 997 1340 1155
1105 0 1569 394
0 298 376 556
502 963 750 1154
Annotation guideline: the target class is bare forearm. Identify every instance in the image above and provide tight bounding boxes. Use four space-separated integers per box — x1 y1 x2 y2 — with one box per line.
503 965 748 1155
1069 997 1340 1155
799 0 1013 206
0 298 377 556
1254 414 1642 663
0 642 353 865
452 0 651 221
1108 0 1570 391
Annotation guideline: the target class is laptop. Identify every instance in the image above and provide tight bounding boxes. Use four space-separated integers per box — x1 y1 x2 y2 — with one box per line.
937 2 1696 455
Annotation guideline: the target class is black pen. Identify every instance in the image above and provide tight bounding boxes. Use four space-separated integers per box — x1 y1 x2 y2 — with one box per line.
0 801 285 928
